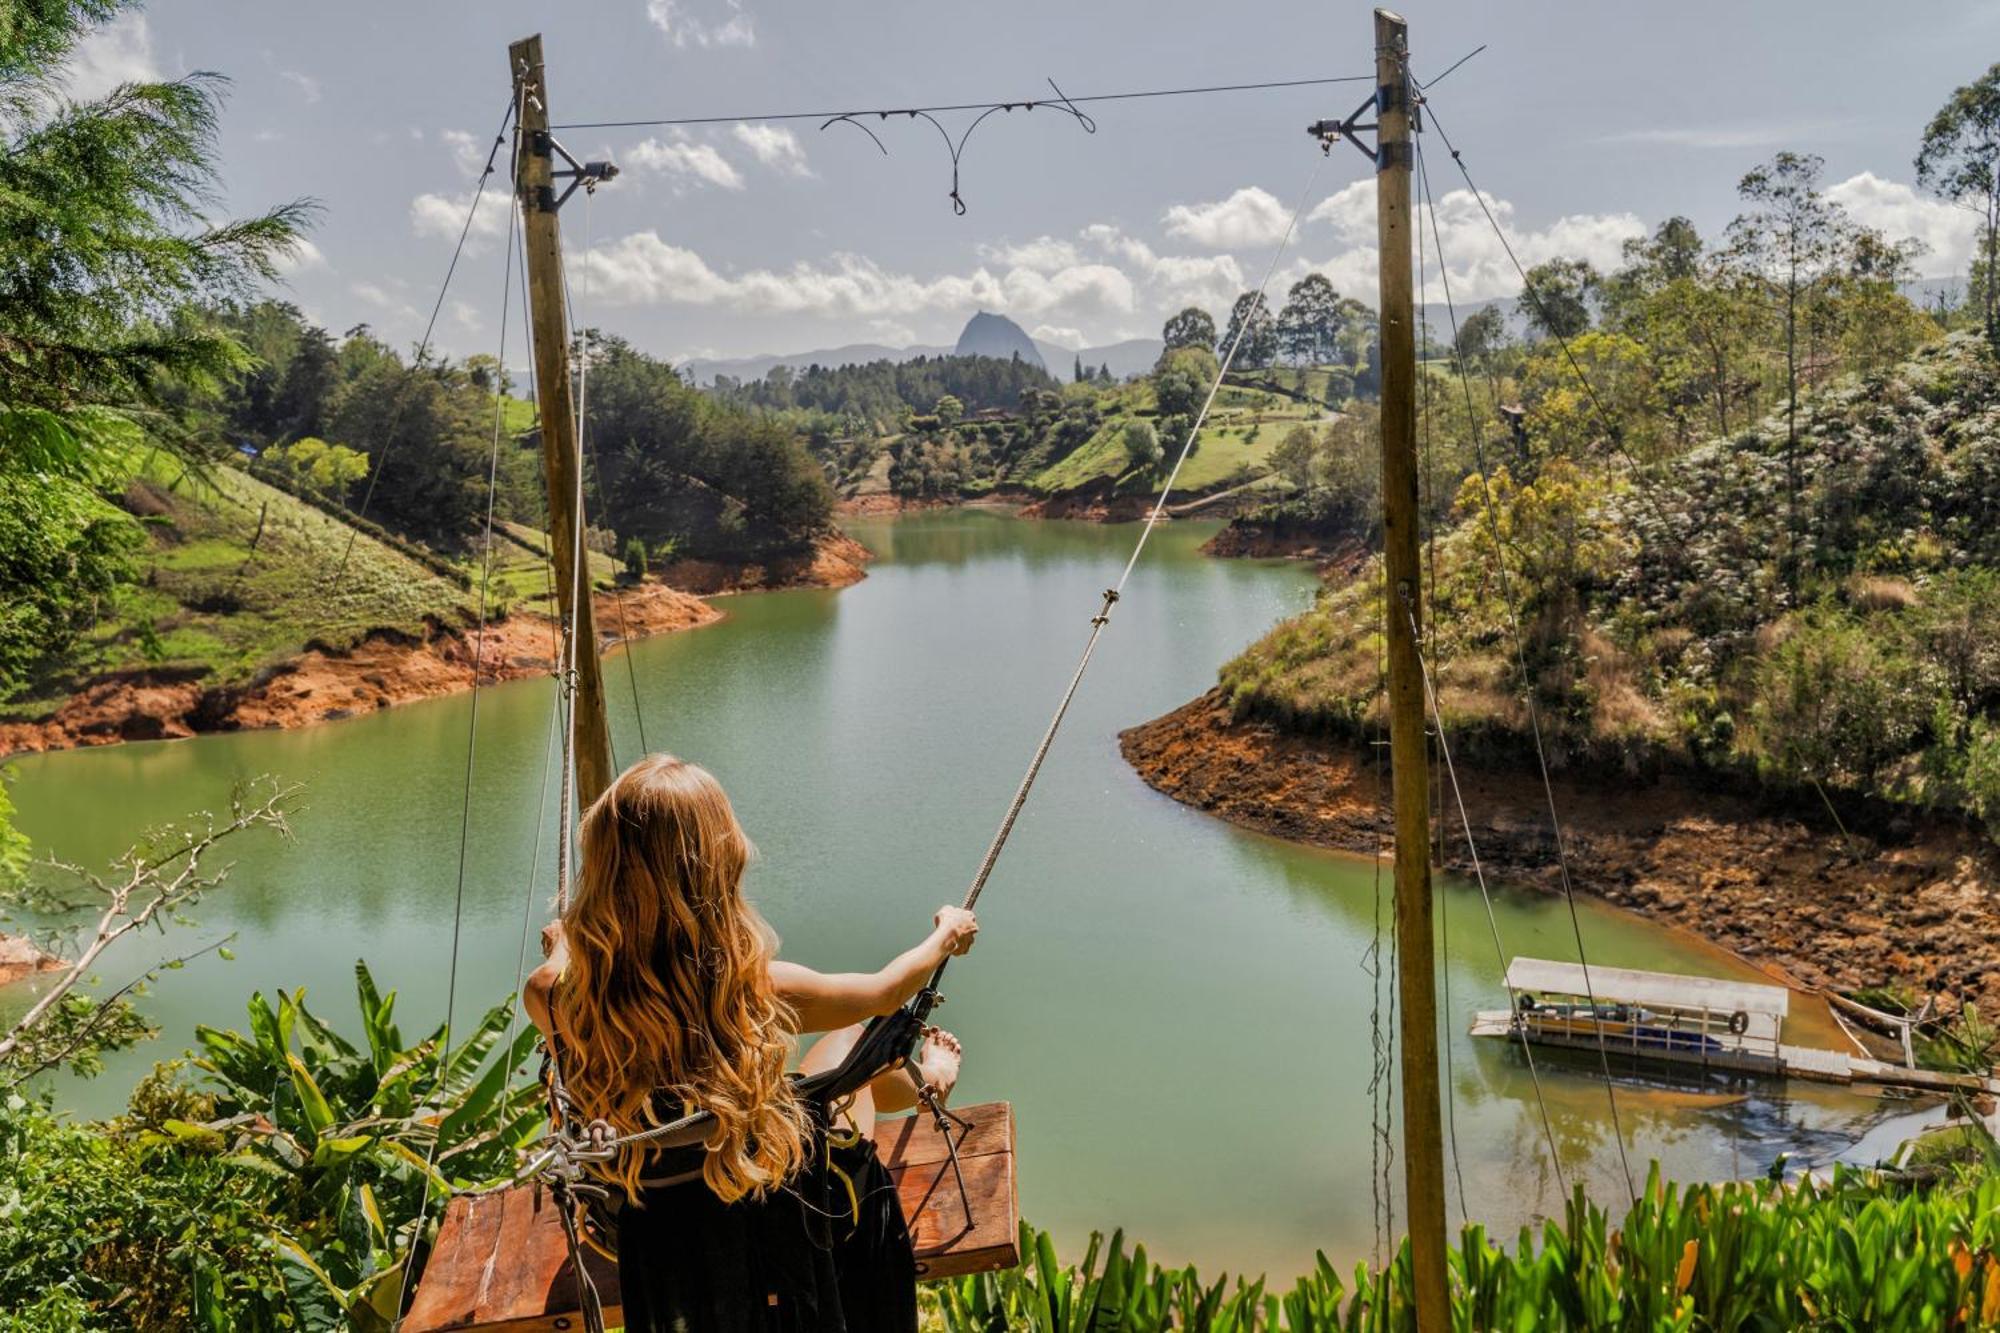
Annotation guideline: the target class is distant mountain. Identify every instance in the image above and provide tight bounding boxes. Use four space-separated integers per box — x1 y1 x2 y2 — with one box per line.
680 313 1166 387
682 341 952 385
1035 337 1164 382
954 312 1045 369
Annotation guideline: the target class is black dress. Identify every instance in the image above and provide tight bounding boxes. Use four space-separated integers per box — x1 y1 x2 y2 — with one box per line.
611 1118 918 1333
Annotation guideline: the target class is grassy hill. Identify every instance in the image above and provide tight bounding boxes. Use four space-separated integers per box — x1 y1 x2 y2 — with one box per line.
1026 379 1330 497
1220 333 2000 832
3 461 478 720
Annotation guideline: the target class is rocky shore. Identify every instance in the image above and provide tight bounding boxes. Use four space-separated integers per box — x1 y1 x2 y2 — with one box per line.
1122 689 2000 1012
0 582 717 757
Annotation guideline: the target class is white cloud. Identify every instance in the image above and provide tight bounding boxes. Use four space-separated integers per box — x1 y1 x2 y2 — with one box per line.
583 230 1135 327
980 236 1083 271
867 319 917 346
1827 171 1980 278
440 128 492 181
62 12 160 101
449 300 482 334
351 281 418 323
1302 178 1644 304
408 190 511 247
627 135 745 190
1162 186 1294 250
1081 225 1245 315
1594 125 1819 151
647 0 756 48
274 237 326 276
731 123 811 176
1032 324 1085 347
279 69 321 103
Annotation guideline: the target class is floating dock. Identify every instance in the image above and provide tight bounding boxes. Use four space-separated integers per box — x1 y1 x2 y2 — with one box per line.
1470 958 1999 1096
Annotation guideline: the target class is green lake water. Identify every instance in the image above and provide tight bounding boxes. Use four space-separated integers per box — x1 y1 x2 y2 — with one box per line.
6 510 1908 1277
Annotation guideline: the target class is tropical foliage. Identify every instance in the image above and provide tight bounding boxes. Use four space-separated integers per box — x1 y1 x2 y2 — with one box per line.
0 965 540 1332
936 1163 2000 1332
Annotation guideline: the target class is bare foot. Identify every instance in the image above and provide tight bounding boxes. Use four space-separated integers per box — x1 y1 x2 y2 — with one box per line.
914 1027 962 1100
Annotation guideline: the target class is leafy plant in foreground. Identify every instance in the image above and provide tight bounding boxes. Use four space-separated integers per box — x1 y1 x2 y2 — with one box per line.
188 963 543 1330
936 1162 2000 1332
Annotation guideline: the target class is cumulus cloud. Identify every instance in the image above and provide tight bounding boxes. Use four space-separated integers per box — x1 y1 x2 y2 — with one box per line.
351 281 418 323
274 237 326 276
408 189 511 247
440 129 491 181
1827 171 1980 278
279 69 321 104
1162 186 1293 250
1302 178 1644 303
1080 224 1245 316
647 0 756 48
1032 324 1085 347
582 230 1135 326
627 135 744 190
62 12 160 101
981 236 1083 271
731 123 811 176
1594 124 1824 151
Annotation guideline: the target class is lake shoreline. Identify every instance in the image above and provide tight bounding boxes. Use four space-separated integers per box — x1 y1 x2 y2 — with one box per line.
0 533 870 759
1122 688 2000 1014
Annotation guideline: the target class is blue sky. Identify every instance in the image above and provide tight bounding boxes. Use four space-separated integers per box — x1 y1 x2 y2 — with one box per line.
66 1 2000 364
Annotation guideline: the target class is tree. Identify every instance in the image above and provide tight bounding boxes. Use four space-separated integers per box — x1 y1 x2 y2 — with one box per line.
1516 259 1600 341
271 436 369 506
1153 345 1218 421
1073 354 1086 384
1452 306 1508 368
1098 361 1112 383
1277 273 1341 366
1121 419 1162 475
0 6 314 469
1162 306 1217 353
935 393 964 426
1220 291 1279 368
0 0 309 773
1272 424 1321 492
1917 64 2000 337
1729 151 1852 588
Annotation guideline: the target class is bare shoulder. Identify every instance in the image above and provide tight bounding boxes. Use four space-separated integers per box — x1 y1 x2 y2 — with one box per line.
523 958 559 1035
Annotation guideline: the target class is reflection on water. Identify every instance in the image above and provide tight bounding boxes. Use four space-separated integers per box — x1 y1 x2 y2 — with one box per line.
5 510 1912 1277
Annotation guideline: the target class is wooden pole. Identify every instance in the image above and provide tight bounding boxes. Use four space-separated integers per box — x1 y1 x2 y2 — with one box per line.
509 33 616 807
1373 9 1450 1329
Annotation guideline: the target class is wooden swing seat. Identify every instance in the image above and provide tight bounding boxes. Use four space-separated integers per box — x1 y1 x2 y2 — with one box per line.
404 1101 1018 1332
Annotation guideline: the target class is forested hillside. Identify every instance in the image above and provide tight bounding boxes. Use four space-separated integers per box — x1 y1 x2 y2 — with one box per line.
1217 151 1999 831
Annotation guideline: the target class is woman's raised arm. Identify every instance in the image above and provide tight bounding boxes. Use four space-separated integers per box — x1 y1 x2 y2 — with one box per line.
772 906 977 1033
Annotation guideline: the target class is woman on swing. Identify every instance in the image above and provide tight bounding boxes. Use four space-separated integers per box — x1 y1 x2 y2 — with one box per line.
524 753 976 1333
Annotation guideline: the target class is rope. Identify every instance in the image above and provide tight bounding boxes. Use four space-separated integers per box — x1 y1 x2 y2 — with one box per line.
949 147 1329 923
1407 604 1569 1202
567 189 651 755
1410 126 1638 1202
1419 226 1471 1232
390 142 524 1324
551 74 1374 130
1415 91 1674 534
331 95 517 588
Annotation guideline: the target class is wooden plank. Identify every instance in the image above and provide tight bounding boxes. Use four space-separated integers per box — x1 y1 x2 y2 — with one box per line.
405 1102 1018 1332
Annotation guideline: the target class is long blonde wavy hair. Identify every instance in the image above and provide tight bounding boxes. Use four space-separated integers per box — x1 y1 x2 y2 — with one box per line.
552 754 808 1204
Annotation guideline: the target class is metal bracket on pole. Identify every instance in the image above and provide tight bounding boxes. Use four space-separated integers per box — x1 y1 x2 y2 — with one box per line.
1307 82 1422 172
527 129 620 212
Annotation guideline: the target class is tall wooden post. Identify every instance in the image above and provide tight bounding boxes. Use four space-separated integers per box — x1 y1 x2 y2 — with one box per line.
509 34 616 807
1374 9 1449 1329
